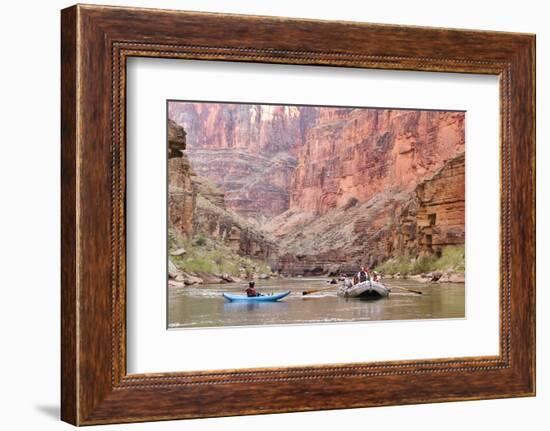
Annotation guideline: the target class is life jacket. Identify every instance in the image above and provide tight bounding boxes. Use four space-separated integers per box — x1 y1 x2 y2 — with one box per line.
358 271 369 282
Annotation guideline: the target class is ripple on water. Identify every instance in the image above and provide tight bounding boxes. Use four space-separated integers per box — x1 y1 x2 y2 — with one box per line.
168 277 465 328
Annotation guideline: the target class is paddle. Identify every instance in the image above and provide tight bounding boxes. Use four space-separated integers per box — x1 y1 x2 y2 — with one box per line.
302 285 337 296
390 286 423 295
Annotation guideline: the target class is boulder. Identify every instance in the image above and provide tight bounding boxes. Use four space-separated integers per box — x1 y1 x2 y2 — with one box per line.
182 273 203 286
438 272 450 283
168 279 184 288
430 271 443 282
220 273 241 283
170 247 186 256
448 272 465 283
198 273 222 284
168 260 180 279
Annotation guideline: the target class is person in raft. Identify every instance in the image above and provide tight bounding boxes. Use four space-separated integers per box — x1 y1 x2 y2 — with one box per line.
357 266 371 283
246 281 261 297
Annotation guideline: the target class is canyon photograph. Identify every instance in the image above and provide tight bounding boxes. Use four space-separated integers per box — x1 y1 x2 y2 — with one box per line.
167 100 466 329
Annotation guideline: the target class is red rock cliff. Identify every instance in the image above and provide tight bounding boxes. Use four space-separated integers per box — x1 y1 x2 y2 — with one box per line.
169 104 465 275
168 119 196 239
168 119 277 260
268 153 465 275
168 102 318 220
290 109 465 214
366 152 465 265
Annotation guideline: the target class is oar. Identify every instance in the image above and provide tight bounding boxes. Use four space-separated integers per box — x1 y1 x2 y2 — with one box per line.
390 286 423 295
302 285 336 296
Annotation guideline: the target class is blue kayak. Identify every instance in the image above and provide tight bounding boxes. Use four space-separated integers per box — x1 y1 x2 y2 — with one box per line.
223 291 291 302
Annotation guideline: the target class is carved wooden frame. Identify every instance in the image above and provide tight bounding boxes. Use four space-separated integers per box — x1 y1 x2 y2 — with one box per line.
61 4 535 425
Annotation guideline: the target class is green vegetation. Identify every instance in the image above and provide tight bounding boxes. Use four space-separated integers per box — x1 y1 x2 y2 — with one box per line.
193 233 207 247
435 245 465 272
169 231 271 277
375 245 465 275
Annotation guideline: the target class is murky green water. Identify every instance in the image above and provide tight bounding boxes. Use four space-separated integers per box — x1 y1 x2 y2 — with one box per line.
168 277 465 329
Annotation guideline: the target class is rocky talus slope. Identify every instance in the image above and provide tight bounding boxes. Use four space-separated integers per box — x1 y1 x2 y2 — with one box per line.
265 153 465 275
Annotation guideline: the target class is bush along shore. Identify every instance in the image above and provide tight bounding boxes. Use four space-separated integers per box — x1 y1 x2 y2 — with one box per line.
374 245 465 283
168 234 275 287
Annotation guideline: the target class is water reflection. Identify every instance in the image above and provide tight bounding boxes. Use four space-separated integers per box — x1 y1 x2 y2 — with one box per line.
223 301 290 313
168 277 465 329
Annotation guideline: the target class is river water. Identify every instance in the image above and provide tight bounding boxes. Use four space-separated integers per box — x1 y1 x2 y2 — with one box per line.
168 277 465 329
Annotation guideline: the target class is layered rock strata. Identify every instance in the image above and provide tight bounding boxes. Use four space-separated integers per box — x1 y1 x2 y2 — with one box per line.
290 109 465 214
268 153 465 275
168 102 318 220
168 119 196 239
168 119 277 261
192 196 278 264
363 153 465 266
168 104 466 275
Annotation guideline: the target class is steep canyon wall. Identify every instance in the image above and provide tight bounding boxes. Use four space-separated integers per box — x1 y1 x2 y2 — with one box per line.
168 120 277 261
168 119 195 239
290 109 465 214
169 102 318 220
168 103 465 274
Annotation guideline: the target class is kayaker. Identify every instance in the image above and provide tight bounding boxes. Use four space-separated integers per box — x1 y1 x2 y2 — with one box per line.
357 266 371 283
246 281 260 297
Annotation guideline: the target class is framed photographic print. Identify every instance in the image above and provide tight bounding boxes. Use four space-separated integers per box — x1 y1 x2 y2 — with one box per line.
61 4 535 425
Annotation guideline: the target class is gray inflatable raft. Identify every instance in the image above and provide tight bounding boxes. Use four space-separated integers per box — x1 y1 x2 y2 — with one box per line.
338 279 390 299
